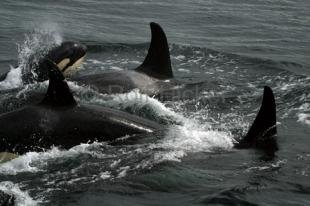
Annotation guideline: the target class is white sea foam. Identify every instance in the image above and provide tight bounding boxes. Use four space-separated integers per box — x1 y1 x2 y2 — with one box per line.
17 27 62 71
110 66 123 71
0 66 23 89
105 90 184 122
163 125 234 152
117 166 130 178
149 123 234 163
0 23 62 90
106 90 235 163
0 181 39 206
0 143 104 175
174 55 186 61
0 83 235 178
100 171 112 180
178 68 190 73
296 103 310 126
245 159 287 173
298 113 310 126
77 87 234 164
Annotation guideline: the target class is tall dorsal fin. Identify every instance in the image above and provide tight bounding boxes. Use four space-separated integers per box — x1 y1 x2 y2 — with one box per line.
40 59 76 107
236 86 278 157
135 22 173 79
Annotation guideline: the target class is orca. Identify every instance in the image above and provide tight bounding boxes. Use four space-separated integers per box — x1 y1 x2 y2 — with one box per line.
71 22 174 96
0 60 278 158
31 41 87 82
0 41 87 83
0 60 162 154
235 86 278 158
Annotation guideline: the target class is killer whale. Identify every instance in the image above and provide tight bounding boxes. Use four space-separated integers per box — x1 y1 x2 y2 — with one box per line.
235 86 278 158
0 60 162 154
0 41 86 83
0 60 278 158
29 41 87 83
71 22 175 96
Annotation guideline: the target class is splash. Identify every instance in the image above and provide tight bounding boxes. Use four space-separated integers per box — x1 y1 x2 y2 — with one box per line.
149 122 234 163
0 24 62 89
0 23 63 90
108 90 184 123
296 103 310 126
0 66 23 89
70 86 184 124
298 113 310 126
17 24 63 78
0 181 39 206
0 143 104 175
69 85 235 163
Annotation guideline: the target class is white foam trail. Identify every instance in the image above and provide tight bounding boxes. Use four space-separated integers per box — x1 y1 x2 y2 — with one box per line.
297 103 310 126
117 166 130 178
298 113 310 126
0 83 236 177
73 88 185 123
106 91 234 163
178 68 190 73
174 55 186 61
150 124 234 163
73 86 234 162
163 126 234 152
245 159 287 173
110 66 123 71
108 90 184 120
100 171 112 180
0 181 39 206
0 143 104 175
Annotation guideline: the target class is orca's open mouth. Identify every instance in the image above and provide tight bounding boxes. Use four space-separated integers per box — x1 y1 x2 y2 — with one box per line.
58 54 86 76
47 41 87 76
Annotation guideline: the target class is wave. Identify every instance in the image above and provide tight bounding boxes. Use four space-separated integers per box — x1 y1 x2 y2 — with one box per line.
83 41 304 74
0 25 63 90
0 182 39 206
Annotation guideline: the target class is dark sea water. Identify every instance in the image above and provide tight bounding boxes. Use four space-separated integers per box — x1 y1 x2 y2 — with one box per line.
0 0 309 205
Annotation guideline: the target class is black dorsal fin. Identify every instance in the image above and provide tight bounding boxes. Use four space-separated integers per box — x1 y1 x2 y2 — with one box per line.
40 59 76 107
236 86 278 157
135 22 173 79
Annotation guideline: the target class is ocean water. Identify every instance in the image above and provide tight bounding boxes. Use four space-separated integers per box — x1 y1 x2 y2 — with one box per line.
0 0 309 205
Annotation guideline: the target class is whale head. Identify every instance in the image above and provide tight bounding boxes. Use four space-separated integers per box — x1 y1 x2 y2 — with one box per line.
47 41 87 76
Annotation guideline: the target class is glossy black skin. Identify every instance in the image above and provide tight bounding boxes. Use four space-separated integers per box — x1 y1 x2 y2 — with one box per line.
0 104 162 154
0 85 278 159
72 70 174 96
235 86 278 159
71 22 174 97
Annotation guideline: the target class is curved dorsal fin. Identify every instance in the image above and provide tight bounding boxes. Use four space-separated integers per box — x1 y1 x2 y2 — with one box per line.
40 59 76 107
236 86 278 157
135 22 173 79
